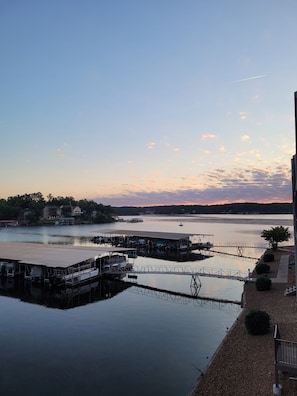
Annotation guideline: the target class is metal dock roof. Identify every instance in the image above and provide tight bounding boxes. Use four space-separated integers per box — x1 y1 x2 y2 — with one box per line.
0 242 133 269
102 230 210 240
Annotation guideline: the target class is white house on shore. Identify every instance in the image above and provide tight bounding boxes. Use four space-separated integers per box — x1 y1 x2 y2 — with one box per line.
72 206 83 216
43 205 83 220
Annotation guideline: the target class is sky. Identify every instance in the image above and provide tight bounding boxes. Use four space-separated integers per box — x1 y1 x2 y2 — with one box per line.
1 1 297 207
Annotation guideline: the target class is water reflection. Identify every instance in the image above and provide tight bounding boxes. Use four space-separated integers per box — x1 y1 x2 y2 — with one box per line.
129 284 241 313
0 277 131 310
136 248 210 262
0 215 292 396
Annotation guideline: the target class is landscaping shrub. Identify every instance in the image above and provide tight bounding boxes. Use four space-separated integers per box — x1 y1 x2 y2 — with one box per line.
244 309 270 335
256 276 272 291
255 263 270 275
263 253 274 263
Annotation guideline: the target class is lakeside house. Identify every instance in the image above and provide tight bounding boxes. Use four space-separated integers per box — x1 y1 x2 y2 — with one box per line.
42 205 83 221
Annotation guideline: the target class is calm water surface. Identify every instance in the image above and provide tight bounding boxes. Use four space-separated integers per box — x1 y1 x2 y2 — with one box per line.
0 214 293 395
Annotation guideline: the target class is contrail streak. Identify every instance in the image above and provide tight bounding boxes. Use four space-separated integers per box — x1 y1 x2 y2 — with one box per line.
231 75 266 83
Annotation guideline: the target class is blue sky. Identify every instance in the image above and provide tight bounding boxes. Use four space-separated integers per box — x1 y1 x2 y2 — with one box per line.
1 1 296 206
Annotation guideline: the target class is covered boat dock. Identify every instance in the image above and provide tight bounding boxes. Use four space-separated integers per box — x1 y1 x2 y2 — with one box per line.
96 230 213 252
0 241 135 285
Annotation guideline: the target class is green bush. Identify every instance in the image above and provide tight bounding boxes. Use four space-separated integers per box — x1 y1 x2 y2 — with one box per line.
256 276 272 291
263 253 274 262
244 309 270 335
255 263 270 274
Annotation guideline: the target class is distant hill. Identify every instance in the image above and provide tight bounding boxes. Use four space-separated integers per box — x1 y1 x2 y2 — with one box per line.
113 202 292 216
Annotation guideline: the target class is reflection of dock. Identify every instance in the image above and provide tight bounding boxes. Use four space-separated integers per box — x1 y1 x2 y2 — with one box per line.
135 249 208 262
0 277 132 310
111 264 248 306
117 280 242 306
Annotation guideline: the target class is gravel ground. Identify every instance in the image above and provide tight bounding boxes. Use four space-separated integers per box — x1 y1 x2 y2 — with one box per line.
191 247 297 396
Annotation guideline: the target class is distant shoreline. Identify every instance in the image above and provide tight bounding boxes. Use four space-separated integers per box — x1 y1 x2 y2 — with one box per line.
114 202 292 216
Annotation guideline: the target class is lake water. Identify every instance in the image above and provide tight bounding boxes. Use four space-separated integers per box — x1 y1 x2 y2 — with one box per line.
0 214 293 396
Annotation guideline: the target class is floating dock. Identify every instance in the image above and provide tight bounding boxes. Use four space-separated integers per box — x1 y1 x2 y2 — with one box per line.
0 241 135 286
93 230 214 252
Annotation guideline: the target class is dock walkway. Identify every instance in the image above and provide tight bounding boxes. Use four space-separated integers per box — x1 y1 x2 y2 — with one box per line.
116 265 249 281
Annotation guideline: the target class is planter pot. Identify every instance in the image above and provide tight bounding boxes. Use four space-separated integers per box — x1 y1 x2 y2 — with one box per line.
273 384 282 395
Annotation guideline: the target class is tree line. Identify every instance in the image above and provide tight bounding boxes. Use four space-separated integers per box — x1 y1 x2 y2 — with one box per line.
0 193 114 225
114 202 293 216
0 193 292 226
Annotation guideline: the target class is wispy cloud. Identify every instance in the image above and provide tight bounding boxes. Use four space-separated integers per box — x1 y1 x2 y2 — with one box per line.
231 75 266 83
93 165 291 206
241 134 250 142
147 141 156 150
56 142 68 160
239 112 248 120
201 133 216 140
56 148 64 160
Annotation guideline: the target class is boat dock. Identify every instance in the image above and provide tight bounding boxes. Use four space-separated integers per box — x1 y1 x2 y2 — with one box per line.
0 241 135 286
93 230 214 252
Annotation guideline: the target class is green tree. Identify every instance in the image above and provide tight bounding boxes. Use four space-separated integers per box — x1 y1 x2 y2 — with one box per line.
93 204 114 223
0 199 18 220
260 226 291 250
6 193 46 224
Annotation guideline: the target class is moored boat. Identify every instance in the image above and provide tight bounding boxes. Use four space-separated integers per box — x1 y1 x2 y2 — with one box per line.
126 218 143 223
0 242 136 287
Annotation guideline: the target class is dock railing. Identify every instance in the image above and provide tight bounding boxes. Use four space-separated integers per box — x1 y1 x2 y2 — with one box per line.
274 324 297 386
112 264 250 281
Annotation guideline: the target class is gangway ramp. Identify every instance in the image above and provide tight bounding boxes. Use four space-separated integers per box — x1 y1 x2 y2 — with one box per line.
110 265 250 282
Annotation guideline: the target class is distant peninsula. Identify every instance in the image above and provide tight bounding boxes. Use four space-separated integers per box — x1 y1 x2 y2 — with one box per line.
113 202 292 216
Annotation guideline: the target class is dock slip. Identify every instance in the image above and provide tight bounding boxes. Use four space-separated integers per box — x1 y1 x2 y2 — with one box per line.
95 230 214 251
0 241 136 286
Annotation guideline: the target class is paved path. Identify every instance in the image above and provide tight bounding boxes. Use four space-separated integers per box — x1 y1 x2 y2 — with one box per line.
273 254 289 283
